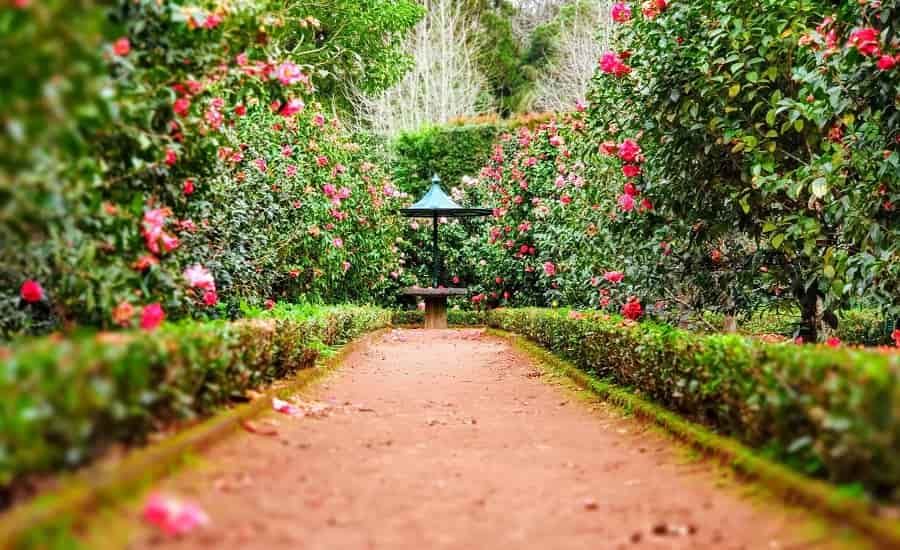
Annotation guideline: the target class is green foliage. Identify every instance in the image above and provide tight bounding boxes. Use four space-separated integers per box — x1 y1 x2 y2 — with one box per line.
392 124 501 193
584 0 900 337
0 0 421 336
0 305 389 489
390 308 486 326
488 307 900 500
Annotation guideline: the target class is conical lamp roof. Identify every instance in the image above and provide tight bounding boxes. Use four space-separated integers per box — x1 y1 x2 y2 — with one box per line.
400 175 492 218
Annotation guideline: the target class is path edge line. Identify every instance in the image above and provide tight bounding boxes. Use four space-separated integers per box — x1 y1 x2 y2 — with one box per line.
0 328 389 549
489 328 900 548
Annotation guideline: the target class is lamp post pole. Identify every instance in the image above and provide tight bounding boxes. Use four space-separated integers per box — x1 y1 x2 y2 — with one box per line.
432 212 439 288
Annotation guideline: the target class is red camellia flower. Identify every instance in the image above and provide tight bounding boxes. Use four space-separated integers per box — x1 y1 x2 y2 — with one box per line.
203 290 218 307
623 182 638 196
622 164 641 178
183 178 195 195
20 280 44 303
847 28 880 57
113 37 130 56
265 299 276 310
234 104 247 116
165 149 177 166
826 337 841 347
617 139 641 162
639 198 653 211
140 303 165 331
622 298 643 320
599 141 618 155
611 2 632 23
892 329 900 347
603 271 624 283
877 55 897 71
173 98 191 117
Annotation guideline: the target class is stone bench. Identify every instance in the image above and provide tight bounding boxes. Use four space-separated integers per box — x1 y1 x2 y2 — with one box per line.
402 287 468 329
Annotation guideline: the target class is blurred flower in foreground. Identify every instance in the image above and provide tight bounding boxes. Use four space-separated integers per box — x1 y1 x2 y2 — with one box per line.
142 492 209 537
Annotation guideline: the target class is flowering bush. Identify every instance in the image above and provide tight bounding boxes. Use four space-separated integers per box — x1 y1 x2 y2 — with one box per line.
584 0 899 339
1 0 423 336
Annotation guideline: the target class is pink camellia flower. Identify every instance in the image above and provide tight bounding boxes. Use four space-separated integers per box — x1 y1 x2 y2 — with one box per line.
603 271 625 283
794 336 805 345
160 233 180 253
332 237 343 248
13 0 29 8
165 149 177 166
847 28 880 57
265 299 276 310
599 52 631 76
316 156 329 167
312 113 326 127
20 280 44 303
618 193 636 212
183 264 215 290
826 337 841 348
575 100 587 112
203 13 223 29
622 298 643 320
560 195 572 205
337 187 351 199
285 164 298 177
342 261 351 272
236 52 248 66
549 135 564 147
113 37 130 56
203 290 218 307
877 55 896 71
323 183 336 197
183 178 195 195
173 98 191 117
543 261 557 277
272 397 301 416
599 141 619 155
280 98 305 117
254 158 267 173
611 2 632 23
140 303 165 331
622 164 641 178
112 301 135 327
617 139 641 162
452 276 461 284
641 0 667 19
142 493 209 538
273 61 307 85
281 145 293 157
204 107 223 129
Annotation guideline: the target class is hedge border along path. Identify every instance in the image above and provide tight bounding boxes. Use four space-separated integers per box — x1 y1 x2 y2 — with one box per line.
486 325 900 548
0 311 390 550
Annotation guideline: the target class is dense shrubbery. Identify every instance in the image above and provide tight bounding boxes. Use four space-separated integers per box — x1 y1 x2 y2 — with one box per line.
582 0 899 338
0 304 389 491
1 0 422 336
390 309 487 326
487 307 900 498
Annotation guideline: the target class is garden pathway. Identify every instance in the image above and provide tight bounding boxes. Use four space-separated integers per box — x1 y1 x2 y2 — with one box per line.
130 329 856 549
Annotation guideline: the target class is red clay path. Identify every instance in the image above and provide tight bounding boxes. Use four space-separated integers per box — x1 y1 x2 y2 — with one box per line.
126 329 860 549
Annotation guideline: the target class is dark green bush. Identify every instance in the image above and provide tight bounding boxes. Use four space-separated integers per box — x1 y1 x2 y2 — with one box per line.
487 308 900 499
391 309 486 326
0 305 389 489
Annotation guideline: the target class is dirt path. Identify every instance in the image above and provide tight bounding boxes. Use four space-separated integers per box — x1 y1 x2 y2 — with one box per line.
124 329 858 549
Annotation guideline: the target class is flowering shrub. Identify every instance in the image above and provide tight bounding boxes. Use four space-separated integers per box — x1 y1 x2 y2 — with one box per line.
487 307 900 499
1 0 423 336
0 304 389 490
584 0 899 339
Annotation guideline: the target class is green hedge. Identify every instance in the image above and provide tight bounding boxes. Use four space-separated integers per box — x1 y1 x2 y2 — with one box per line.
0 305 389 489
391 309 487 326
486 308 900 499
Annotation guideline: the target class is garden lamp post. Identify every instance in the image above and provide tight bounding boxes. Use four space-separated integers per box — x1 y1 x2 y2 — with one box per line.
400 174 491 328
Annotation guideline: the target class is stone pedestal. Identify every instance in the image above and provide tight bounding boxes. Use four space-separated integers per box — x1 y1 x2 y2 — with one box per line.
402 287 468 329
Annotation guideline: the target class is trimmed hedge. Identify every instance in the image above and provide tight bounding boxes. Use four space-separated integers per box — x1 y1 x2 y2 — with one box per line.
0 305 389 490
391 309 487 326
486 308 900 500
